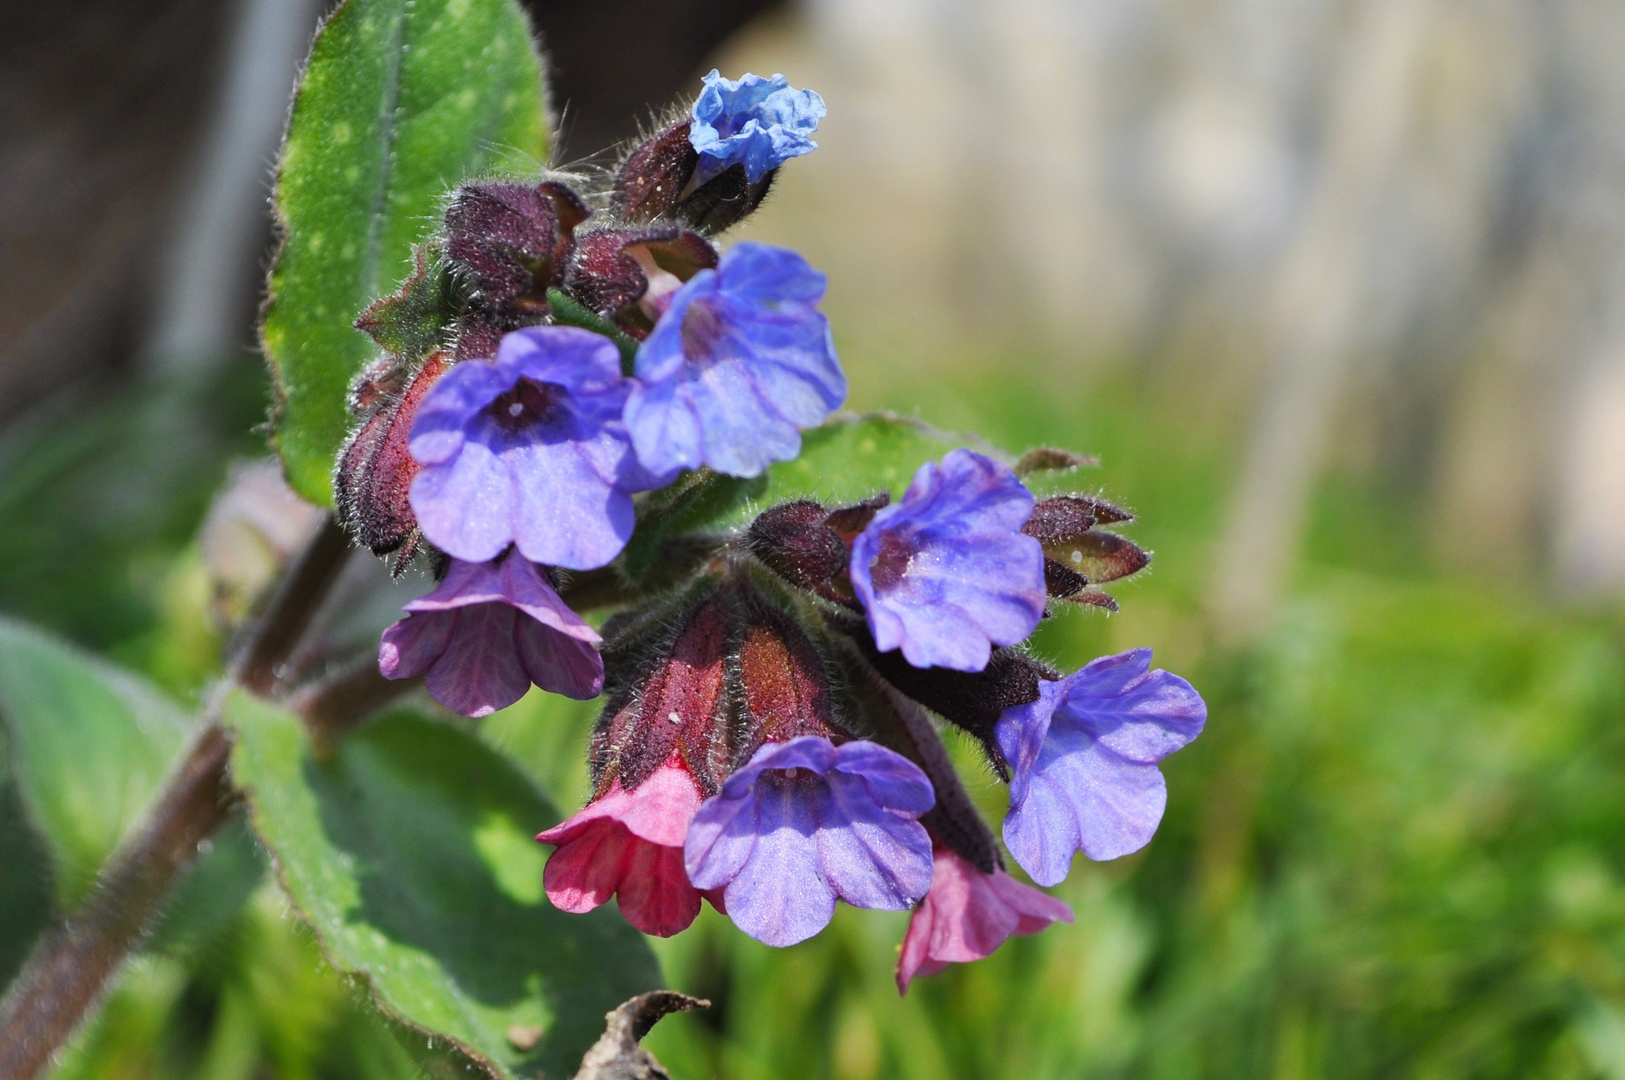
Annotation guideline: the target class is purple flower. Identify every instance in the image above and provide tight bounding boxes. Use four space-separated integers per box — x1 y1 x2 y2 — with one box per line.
407 326 669 571
624 243 844 478
378 552 604 717
850 449 1046 673
996 649 1206 885
689 70 825 185
683 736 935 947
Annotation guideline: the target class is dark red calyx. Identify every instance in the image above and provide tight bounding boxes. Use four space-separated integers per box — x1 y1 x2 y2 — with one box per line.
747 501 848 600
450 308 507 362
847 656 1002 873
334 351 450 563
443 180 589 316
847 624 1055 778
676 163 776 234
560 224 718 325
733 600 842 761
591 597 732 797
613 119 700 223
747 495 891 605
1022 494 1147 605
825 494 891 541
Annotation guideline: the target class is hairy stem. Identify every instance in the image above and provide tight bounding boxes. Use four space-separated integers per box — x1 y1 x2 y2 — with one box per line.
293 656 415 748
231 516 352 694
0 722 233 1080
0 516 352 1080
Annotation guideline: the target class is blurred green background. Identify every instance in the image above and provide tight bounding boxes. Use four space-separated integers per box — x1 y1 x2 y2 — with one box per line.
5 1 1625 1077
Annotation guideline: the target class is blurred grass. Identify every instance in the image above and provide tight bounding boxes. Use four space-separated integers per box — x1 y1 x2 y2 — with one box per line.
4 341 1625 1078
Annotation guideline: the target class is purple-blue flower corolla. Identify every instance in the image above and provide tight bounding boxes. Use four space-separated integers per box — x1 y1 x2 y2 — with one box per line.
850 449 1046 673
623 243 844 478
378 551 604 717
407 326 669 570
996 649 1206 886
683 736 935 947
689 70 825 185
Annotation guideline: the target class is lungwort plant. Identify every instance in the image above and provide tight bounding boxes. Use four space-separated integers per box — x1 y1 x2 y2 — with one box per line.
0 2 1202 1077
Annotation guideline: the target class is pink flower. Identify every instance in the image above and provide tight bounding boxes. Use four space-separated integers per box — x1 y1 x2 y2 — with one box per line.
537 759 704 937
895 844 1074 993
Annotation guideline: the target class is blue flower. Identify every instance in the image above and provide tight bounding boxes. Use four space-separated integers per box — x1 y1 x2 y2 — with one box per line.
996 649 1206 886
690 70 826 185
684 736 935 947
407 326 671 570
623 243 845 478
850 449 1047 673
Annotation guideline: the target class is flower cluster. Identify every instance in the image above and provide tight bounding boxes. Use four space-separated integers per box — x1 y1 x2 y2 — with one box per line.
337 72 1205 991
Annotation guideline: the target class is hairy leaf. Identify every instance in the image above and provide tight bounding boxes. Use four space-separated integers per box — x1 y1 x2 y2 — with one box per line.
0 617 267 945
0 616 190 906
226 695 663 1079
262 0 550 506
0 769 52 987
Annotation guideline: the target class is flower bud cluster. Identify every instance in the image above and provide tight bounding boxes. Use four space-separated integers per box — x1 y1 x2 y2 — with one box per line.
330 70 1203 992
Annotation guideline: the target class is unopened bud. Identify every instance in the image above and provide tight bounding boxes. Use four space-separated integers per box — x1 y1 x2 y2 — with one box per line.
734 599 841 756
612 119 699 223
443 180 590 315
592 597 732 796
747 500 848 600
747 495 891 605
334 351 450 561
1022 494 1147 605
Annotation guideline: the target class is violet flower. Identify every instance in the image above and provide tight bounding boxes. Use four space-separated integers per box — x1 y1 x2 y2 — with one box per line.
689 70 825 185
407 326 669 570
624 242 844 478
896 844 1073 993
537 758 704 938
850 449 1046 673
997 649 1206 886
684 736 934 947
378 552 603 717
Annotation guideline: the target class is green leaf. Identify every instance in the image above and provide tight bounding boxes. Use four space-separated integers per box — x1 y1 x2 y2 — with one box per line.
0 616 190 906
631 413 975 557
545 289 640 373
0 767 53 987
226 694 664 1079
262 0 550 507
354 242 462 360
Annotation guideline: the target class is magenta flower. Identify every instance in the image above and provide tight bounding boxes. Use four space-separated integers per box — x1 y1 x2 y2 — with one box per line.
997 649 1206 885
895 844 1073 993
623 243 844 478
850 449 1046 673
407 326 670 571
683 736 934 947
378 552 602 717
537 758 704 938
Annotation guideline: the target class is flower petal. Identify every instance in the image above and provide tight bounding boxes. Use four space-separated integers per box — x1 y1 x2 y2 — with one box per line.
422 602 531 717
722 776 835 946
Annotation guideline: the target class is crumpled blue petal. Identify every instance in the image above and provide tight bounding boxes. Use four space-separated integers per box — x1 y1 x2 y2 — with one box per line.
689 70 826 184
